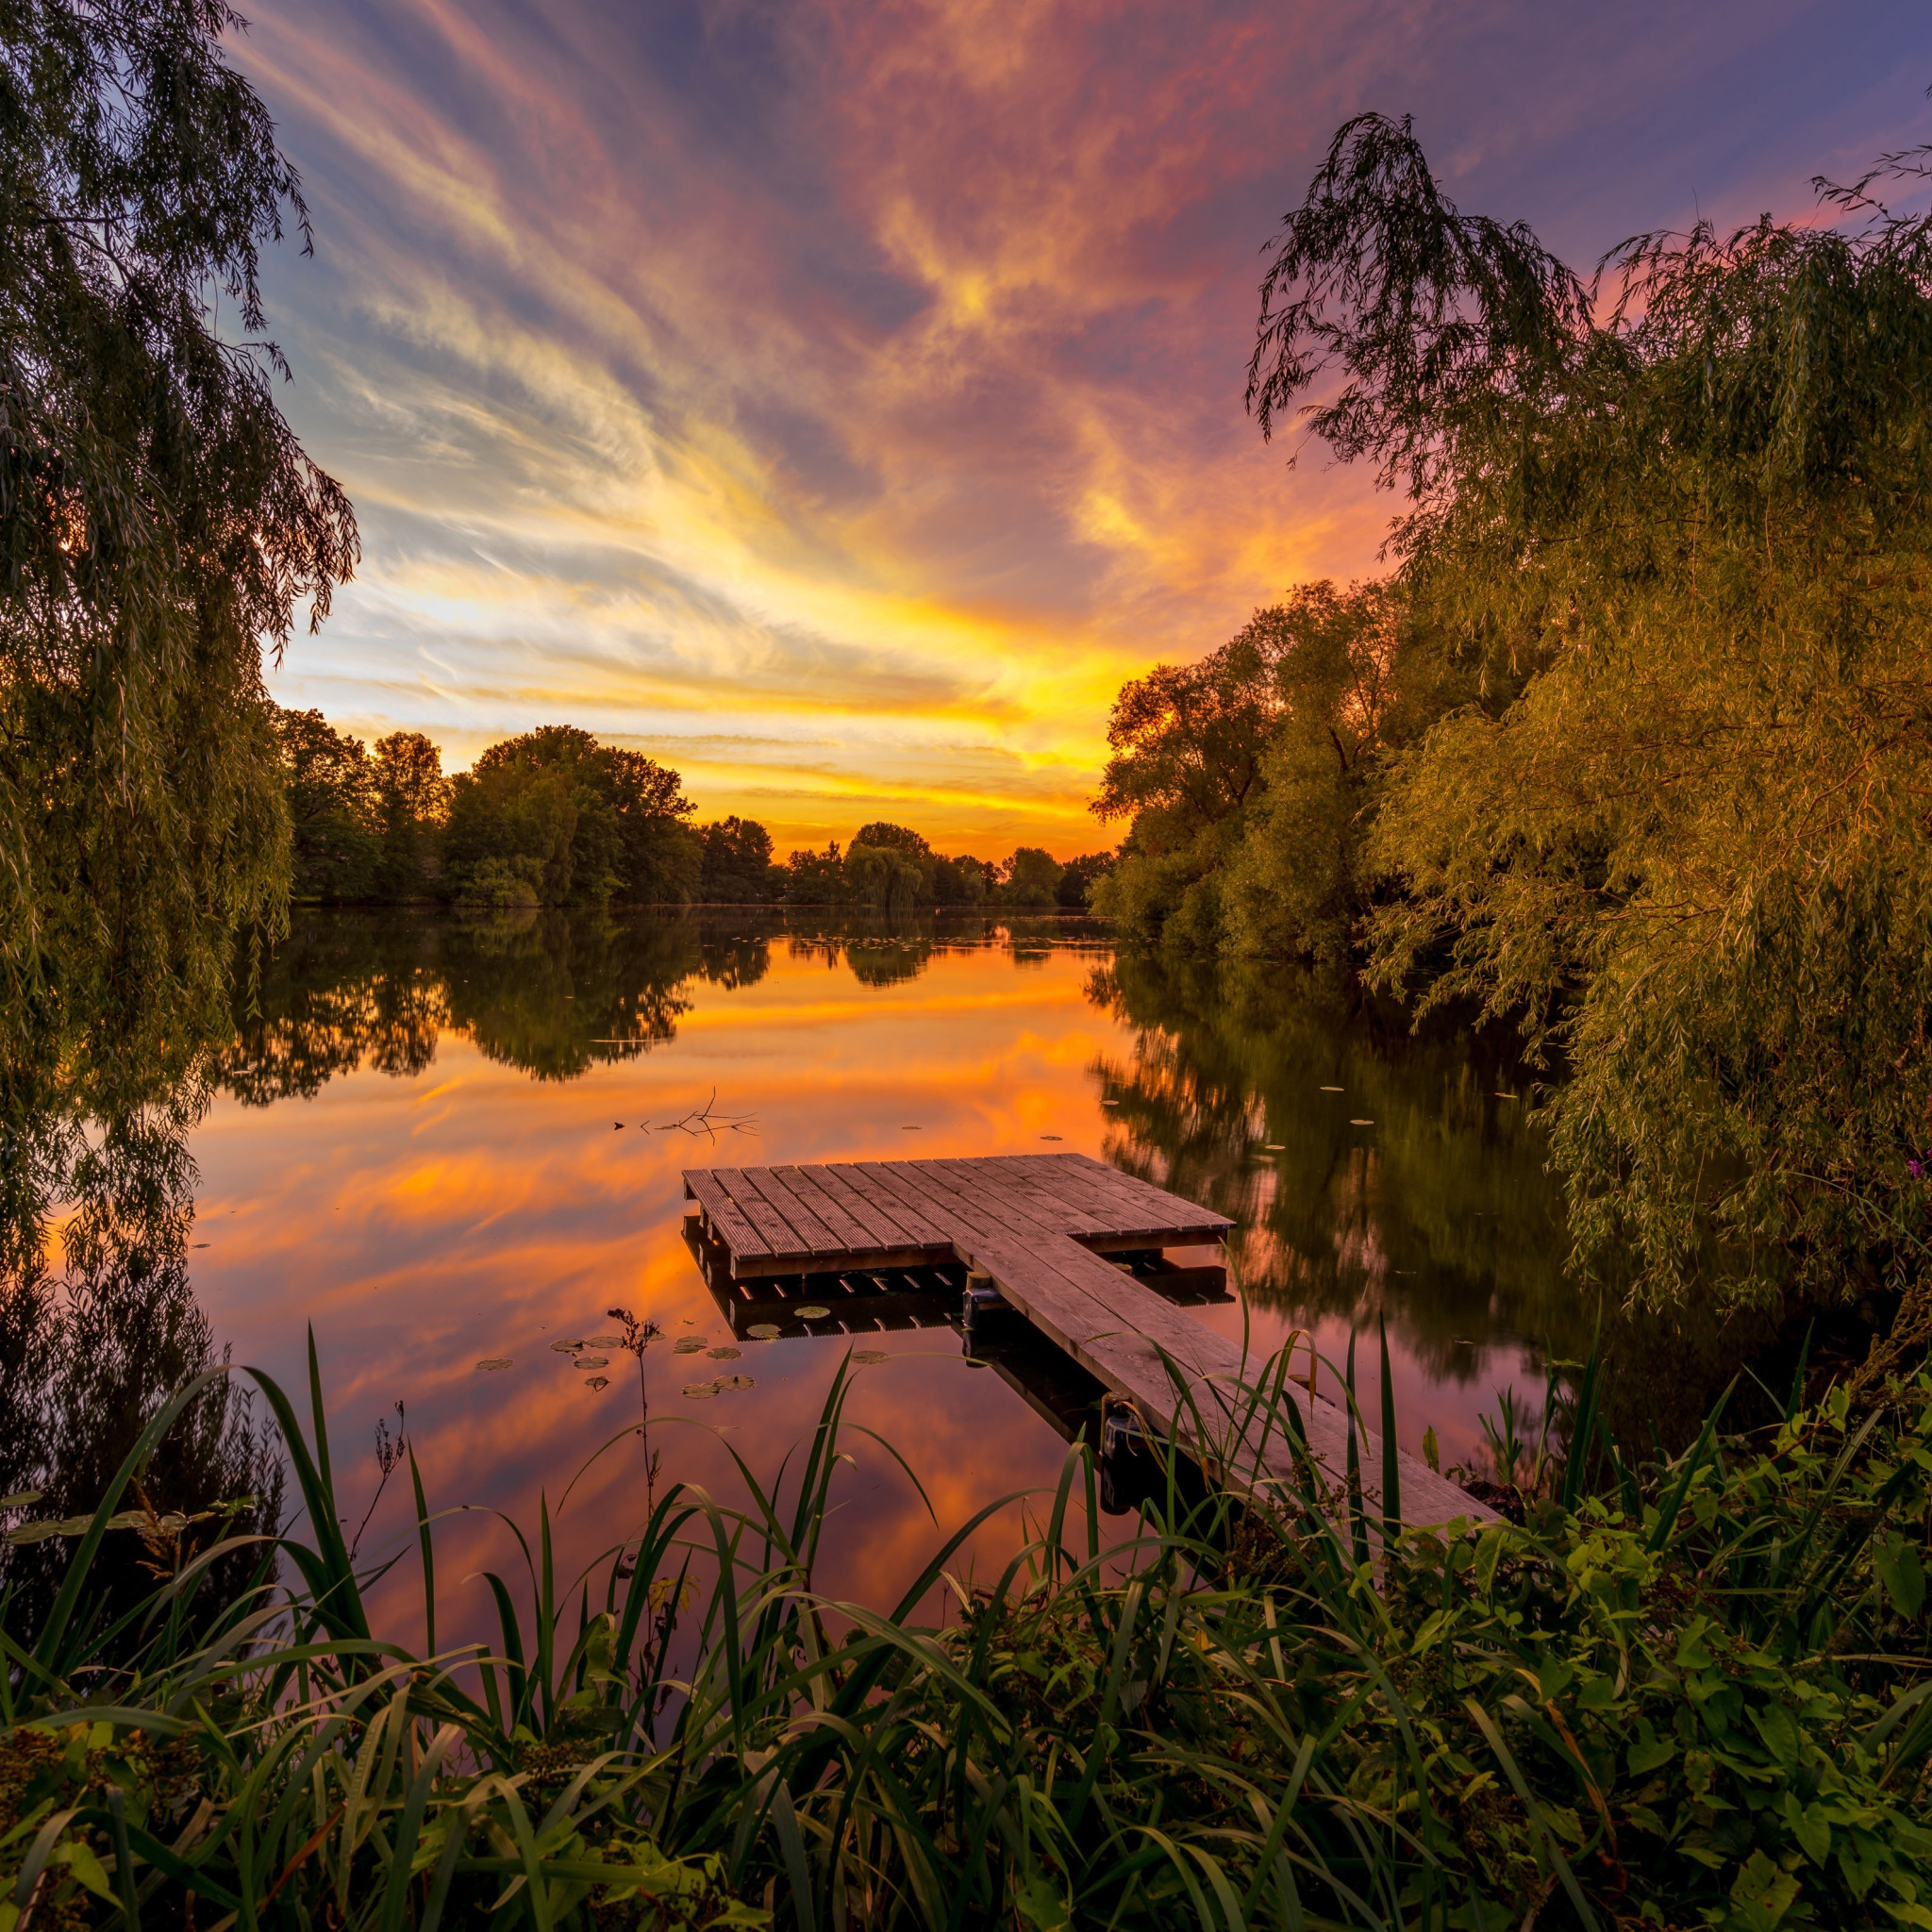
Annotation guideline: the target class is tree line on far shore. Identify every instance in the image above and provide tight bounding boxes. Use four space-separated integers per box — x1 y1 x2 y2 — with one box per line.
275 710 1112 910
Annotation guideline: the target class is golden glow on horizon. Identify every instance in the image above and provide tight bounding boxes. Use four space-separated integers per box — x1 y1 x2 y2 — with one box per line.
238 0 1395 855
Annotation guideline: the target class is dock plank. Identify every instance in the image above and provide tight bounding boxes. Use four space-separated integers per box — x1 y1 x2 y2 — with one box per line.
683 1170 771 1259
680 1152 1490 1532
738 1165 841 1254
711 1167 815 1263
841 1162 963 1248
784 1165 904 1253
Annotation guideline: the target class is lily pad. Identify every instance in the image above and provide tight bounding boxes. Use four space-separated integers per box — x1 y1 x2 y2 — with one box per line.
853 1350 890 1364
794 1304 831 1321
708 1346 742 1360
673 1337 708 1355
717 1374 755 1392
587 1335 625 1349
475 1357 514 1373
682 1381 720 1399
1040 1134 1062 1141
746 1323 781 1340
1320 1086 1343 1092
549 1339 585 1353
584 1375 608 1391
574 1355 608 1370
1350 1119 1374 1126
0 1491 44 1510
1262 1144 1284 1152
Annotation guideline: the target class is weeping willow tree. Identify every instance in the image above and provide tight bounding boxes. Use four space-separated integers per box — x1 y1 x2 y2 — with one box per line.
1248 112 1932 1334
1 0 357 1103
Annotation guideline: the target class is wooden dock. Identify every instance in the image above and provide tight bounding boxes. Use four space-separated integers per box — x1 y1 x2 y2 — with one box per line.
683 1153 1491 1533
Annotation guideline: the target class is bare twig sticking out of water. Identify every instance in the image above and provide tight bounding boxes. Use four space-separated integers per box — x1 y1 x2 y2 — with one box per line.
606 1090 758 1139
349 1402 407 1561
656 1089 758 1140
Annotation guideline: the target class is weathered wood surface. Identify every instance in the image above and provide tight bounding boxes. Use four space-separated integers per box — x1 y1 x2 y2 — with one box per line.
682 1154 1492 1529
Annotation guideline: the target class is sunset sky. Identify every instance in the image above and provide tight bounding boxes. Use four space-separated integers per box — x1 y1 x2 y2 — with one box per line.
247 0 1922 856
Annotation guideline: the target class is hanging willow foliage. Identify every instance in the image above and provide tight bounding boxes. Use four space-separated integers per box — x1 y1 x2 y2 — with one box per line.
1250 112 1932 1321
0 0 357 1111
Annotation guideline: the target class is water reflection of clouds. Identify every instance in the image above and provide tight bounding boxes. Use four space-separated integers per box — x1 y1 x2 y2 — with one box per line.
15 910 1653 1657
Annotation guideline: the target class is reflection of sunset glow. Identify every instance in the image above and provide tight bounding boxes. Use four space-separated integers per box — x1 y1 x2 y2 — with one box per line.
189 933 1549 1639
233 1 1890 851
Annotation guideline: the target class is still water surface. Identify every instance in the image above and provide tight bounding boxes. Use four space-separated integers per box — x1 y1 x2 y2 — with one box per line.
156 905 1606 1631
8 906 1774 1648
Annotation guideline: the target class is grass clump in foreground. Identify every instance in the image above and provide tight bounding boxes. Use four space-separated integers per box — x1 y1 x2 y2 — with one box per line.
2 1339 1930 1930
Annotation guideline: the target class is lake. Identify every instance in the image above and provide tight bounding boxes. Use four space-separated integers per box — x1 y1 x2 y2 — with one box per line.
6 906 1769 1640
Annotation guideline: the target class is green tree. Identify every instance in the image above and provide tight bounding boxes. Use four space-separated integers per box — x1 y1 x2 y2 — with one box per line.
697 816 777 902
275 708 377 902
935 854 989 906
1222 579 1468 964
1055 852 1114 909
782 841 848 904
444 727 695 907
1 0 357 1077
1089 609 1294 946
1003 847 1063 908
852 822 929 857
606 747 701 904
1248 109 1932 1322
371 730 447 901
844 841 925 914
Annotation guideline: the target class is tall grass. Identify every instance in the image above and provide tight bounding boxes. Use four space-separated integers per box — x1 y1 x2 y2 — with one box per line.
3 1331 1930 1930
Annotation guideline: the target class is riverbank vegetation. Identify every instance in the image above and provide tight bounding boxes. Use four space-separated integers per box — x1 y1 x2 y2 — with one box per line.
1097 111 1932 1331
5 1346 1931 1930
274 709 1110 913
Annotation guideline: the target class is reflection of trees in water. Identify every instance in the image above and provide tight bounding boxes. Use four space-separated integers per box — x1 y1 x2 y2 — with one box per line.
781 913 1113 989
213 908 778 1094
1088 953 1787 1450
0 1087 283 1648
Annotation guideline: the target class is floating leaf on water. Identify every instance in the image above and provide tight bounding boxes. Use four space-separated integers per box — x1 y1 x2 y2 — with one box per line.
1040 1134 1062 1141
853 1350 890 1364
1494 1092 1518 1101
549 1339 585 1353
717 1374 755 1391
587 1335 625 1349
475 1358 514 1373
1350 1119 1374 1126
5 1517 85 1544
746 1323 781 1340
585 1375 608 1391
1101 1099 1121 1107
0 1491 44 1510
794 1304 831 1320
1320 1086 1343 1092
708 1346 741 1359
574 1355 608 1370
683 1381 720 1399
673 1337 708 1354
1263 1143 1284 1152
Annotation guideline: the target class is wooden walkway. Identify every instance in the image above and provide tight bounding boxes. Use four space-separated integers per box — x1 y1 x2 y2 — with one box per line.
684 1154 1491 1532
